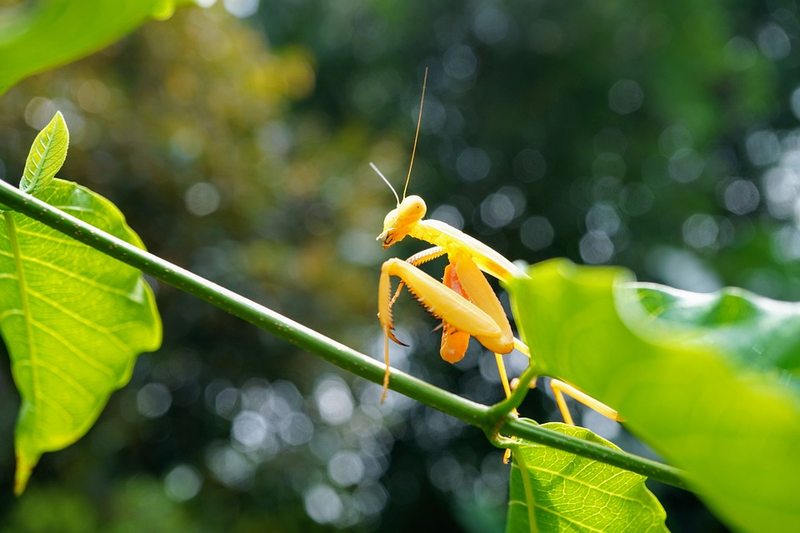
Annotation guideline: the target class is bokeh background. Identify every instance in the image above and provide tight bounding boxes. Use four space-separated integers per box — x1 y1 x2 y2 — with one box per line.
1 0 798 530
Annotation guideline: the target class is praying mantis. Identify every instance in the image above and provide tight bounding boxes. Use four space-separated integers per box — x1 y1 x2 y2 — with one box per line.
374 70 622 427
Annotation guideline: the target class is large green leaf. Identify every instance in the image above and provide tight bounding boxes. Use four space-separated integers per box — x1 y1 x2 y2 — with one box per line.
3 116 161 494
506 423 668 533
0 0 188 95
507 259 800 533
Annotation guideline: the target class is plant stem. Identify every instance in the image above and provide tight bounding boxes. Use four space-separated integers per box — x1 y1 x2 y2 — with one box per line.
0 179 688 490
499 418 688 489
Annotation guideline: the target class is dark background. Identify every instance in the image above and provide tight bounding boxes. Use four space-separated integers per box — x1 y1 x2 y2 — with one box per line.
1 0 798 530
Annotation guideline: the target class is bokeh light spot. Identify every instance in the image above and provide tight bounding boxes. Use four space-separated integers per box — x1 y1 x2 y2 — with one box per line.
456 147 490 181
170 127 205 162
757 23 790 60
206 444 255 489
328 450 365 487
76 79 111 113
513 149 547 182
443 44 478 80
304 484 343 524
185 182 221 216
791 87 800 121
315 376 355 426
257 122 293 156
137 383 172 419
430 204 464 230
164 464 203 502
579 231 615 264
683 214 719 249
659 125 693 157
586 203 621 236
279 412 314 446
353 483 388 517
763 167 800 219
223 0 259 18
723 36 758 71
746 130 780 166
24 97 58 129
214 386 240 420
520 216 554 251
472 5 510 44
773 225 800 262
310 428 343 461
428 454 464 492
608 79 644 115
723 180 760 215
668 148 704 182
232 410 270 451
480 192 515 229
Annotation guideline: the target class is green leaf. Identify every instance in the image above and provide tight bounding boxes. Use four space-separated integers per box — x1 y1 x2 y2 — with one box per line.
20 111 68 195
0 0 193 95
507 259 800 532
506 423 668 533
2 178 161 495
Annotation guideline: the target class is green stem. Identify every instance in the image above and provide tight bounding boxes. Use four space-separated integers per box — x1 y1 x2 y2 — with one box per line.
487 360 539 422
0 179 688 490
499 417 688 490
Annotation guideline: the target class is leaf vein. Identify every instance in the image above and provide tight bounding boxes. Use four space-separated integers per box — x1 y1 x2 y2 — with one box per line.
13 358 96 402
26 287 133 354
526 462 651 506
30 318 118 379
21 254 134 299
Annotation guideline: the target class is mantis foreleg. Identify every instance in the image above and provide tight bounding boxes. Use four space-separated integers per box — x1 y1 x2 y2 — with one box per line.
378 249 521 403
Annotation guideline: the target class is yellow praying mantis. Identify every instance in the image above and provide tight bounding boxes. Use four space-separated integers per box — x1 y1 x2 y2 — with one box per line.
374 69 622 428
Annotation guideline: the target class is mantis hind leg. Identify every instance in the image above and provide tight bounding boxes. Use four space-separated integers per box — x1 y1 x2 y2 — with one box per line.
512 338 623 425
550 379 623 425
494 351 517 464
494 352 513 401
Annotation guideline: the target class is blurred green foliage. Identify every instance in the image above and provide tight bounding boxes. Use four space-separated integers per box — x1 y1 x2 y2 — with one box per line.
0 0 798 531
0 0 189 94
510 259 800 532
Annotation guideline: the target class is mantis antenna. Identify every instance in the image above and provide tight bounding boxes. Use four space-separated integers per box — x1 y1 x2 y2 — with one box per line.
370 162 400 206
402 67 428 201
370 67 429 206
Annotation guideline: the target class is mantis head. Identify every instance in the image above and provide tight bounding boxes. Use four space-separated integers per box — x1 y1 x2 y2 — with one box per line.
377 195 426 248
